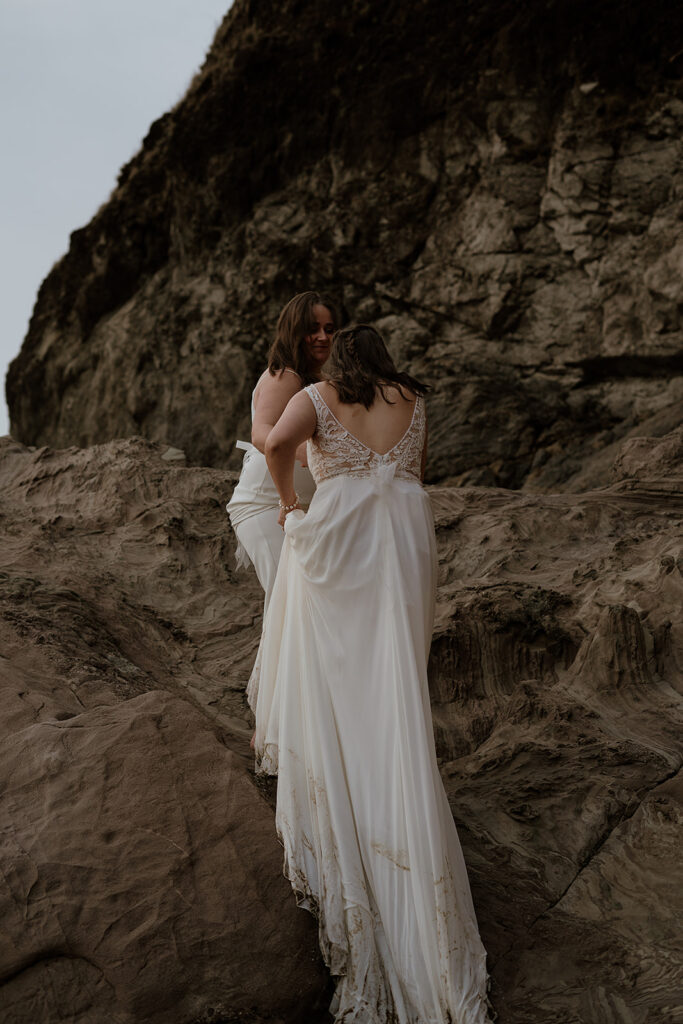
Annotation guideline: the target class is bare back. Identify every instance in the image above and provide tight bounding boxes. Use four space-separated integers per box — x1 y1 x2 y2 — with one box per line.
316 381 417 457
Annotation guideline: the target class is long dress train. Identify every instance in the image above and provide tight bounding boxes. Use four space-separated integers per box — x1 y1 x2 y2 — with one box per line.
252 383 492 1024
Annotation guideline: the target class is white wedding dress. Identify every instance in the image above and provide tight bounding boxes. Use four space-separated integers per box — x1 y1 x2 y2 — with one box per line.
252 384 493 1024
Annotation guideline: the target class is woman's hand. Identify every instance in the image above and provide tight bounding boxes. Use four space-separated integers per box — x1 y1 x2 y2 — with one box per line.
277 504 300 530
277 491 301 530
266 392 317 525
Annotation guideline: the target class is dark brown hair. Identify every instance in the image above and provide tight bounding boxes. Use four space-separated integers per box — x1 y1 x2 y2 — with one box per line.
325 324 430 408
267 291 341 385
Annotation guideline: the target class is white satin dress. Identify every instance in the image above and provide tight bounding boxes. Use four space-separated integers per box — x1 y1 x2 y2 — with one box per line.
251 384 493 1024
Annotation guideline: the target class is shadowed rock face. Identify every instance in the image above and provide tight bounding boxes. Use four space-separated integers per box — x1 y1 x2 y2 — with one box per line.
0 429 681 1022
0 437 331 1024
6 0 683 486
428 433 683 1019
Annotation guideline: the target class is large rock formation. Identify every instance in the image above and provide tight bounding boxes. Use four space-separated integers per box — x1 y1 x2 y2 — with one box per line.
3 0 683 1020
1 429 681 1022
6 0 683 487
428 429 683 1019
0 437 331 1024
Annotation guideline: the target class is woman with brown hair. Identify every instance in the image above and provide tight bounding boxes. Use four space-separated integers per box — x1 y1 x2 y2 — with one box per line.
226 291 339 623
251 324 493 1023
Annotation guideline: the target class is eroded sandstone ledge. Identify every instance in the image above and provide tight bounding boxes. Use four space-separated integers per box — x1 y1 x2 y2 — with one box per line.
1 429 681 1022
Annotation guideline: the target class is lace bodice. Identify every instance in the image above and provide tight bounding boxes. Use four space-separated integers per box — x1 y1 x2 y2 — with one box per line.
304 384 425 485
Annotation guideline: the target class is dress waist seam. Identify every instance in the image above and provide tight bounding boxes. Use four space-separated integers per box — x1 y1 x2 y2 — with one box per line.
315 470 422 485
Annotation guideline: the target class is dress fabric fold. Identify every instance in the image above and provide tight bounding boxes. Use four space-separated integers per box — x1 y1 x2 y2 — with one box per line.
253 384 493 1024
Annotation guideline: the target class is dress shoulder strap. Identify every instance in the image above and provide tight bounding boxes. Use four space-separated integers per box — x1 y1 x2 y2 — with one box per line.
283 367 302 380
304 383 328 420
413 394 426 436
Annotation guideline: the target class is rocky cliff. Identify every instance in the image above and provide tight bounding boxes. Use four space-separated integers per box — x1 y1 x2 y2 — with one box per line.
1 429 681 1022
3 1 683 1022
6 0 683 487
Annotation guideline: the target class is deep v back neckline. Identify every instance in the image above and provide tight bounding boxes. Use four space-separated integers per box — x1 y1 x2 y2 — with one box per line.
312 384 419 458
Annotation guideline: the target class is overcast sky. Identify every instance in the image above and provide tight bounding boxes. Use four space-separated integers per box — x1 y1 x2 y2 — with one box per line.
0 0 233 438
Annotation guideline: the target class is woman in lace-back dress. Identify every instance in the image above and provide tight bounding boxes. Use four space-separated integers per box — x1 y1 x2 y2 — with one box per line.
253 325 493 1024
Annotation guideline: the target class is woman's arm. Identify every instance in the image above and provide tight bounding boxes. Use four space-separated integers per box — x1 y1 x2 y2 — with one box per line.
265 391 317 526
251 371 302 454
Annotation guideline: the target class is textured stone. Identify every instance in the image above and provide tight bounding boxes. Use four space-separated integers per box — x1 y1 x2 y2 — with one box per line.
428 429 683 1022
2 1 683 1019
0 437 330 1024
6 0 683 488
0 428 681 1021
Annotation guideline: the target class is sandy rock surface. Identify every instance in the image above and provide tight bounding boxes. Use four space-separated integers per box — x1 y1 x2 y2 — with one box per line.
6 0 683 488
0 430 681 1022
0 436 330 1024
428 430 683 1021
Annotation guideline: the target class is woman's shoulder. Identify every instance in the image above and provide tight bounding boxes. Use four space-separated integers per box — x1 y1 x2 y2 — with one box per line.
255 366 302 397
262 365 302 381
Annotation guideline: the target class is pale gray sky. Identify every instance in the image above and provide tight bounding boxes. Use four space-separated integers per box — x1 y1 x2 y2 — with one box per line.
0 0 233 438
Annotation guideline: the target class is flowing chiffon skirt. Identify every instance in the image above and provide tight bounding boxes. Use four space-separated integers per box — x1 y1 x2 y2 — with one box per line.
253 469 492 1024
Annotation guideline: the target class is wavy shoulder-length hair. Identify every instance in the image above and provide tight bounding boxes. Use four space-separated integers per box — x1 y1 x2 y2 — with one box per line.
325 323 430 408
267 291 341 385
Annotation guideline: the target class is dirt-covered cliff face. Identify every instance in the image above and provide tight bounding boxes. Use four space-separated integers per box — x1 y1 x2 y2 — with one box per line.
6 0 683 487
